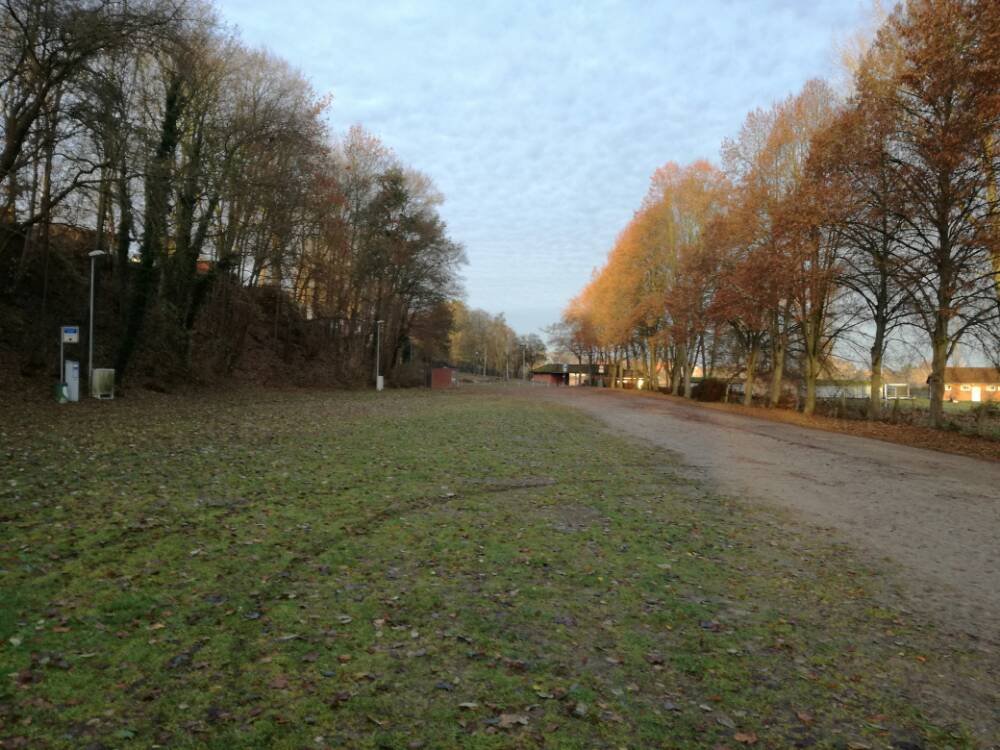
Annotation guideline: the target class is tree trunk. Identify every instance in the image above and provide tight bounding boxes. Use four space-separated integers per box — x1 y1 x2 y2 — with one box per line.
928 321 949 428
769 322 786 408
803 352 819 415
645 338 656 391
671 343 684 394
801 310 824 416
743 339 758 407
683 337 695 399
869 343 884 420
11 139 40 290
985 135 999 300
115 74 184 383
113 164 134 316
37 95 60 328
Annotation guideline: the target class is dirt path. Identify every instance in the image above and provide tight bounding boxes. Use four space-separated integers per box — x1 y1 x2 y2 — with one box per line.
532 387 1000 643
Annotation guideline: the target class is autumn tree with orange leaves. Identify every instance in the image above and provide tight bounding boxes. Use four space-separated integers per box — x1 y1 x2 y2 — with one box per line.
562 0 999 425
564 161 728 392
867 0 1000 426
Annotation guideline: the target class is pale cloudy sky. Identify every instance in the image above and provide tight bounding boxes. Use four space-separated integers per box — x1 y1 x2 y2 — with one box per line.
214 0 866 336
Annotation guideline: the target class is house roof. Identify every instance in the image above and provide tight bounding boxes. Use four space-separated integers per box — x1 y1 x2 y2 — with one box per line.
943 367 1000 383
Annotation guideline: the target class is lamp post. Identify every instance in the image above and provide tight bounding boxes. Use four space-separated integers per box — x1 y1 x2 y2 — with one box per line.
375 319 384 390
87 250 106 393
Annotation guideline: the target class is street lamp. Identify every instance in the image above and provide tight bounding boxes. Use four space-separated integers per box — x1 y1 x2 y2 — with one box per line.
375 319 384 391
87 249 106 393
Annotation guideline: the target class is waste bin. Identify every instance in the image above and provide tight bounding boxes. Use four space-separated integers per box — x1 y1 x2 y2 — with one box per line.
92 368 115 399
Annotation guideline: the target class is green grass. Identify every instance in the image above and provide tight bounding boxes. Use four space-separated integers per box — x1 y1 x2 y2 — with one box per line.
907 398 976 413
0 389 992 748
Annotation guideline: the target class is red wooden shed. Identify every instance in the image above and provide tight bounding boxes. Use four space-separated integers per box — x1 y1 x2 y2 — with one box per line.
430 367 457 389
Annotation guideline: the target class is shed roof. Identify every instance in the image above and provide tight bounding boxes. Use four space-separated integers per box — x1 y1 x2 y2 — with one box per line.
531 363 602 375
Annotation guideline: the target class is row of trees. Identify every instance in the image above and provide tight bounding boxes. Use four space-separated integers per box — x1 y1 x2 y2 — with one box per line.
562 0 999 425
1 0 465 385
449 302 546 378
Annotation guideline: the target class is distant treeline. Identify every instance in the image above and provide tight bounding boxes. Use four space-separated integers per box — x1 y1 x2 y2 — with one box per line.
0 0 465 389
448 302 546 378
562 0 999 425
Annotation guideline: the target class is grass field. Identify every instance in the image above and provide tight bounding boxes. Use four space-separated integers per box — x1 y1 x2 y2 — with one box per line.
0 389 994 749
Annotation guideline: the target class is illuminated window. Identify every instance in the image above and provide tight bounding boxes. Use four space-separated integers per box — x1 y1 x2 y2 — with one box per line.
988 385 998 392
960 384 972 392
944 385 952 391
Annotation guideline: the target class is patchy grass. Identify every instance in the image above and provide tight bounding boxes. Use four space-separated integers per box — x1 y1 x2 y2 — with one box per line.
0 389 994 749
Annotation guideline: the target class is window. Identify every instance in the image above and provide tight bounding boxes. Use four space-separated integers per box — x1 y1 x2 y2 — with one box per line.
944 385 952 391
960 384 972 392
988 385 998 392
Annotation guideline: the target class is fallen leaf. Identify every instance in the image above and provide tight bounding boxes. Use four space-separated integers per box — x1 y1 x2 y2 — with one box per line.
498 713 528 728
329 691 351 706
734 732 758 745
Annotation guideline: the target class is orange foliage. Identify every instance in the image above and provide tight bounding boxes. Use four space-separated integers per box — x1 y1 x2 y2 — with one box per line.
562 0 999 410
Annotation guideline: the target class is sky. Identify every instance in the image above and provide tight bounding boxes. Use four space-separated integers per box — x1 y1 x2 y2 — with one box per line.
213 0 868 337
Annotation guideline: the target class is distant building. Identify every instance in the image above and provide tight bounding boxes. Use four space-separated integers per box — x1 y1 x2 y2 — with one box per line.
813 380 912 400
531 363 606 387
942 367 1000 403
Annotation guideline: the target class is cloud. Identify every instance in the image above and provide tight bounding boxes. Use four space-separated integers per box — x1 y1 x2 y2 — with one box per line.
216 0 866 336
